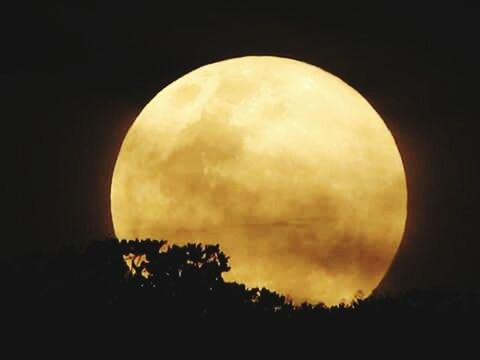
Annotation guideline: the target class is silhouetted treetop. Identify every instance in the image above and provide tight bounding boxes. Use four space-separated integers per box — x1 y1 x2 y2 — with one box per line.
3 237 479 330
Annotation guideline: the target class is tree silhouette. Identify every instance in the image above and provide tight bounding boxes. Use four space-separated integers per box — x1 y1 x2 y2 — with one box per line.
2 237 479 333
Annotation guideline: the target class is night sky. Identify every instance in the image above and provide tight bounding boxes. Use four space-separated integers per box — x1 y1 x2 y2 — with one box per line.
2 2 478 294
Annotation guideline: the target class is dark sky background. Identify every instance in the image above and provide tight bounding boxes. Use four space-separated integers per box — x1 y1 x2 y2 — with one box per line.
2 2 478 293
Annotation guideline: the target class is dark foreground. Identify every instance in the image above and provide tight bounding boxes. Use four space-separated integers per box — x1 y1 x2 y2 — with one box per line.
2 239 478 349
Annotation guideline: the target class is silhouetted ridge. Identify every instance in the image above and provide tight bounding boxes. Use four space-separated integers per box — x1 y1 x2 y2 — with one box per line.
2 238 479 330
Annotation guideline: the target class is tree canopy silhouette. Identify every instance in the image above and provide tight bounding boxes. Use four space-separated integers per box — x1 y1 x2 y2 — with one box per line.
3 238 479 331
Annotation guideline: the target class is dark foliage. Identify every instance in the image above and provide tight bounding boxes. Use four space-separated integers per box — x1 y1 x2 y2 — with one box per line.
2 238 479 339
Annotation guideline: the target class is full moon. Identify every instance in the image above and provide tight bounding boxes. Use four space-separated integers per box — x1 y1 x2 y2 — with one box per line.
111 56 407 306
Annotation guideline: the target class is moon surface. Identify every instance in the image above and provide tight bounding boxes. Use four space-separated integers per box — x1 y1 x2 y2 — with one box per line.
111 56 407 306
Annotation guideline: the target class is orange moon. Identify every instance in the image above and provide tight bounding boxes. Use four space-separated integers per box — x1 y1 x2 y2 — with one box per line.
111 56 407 306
